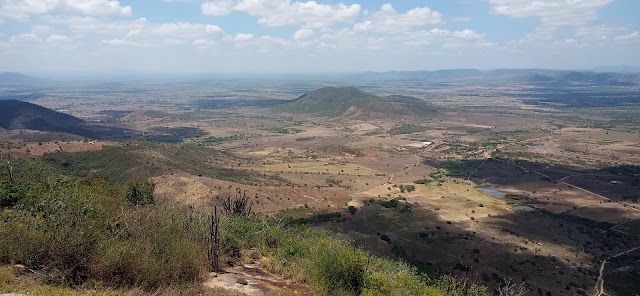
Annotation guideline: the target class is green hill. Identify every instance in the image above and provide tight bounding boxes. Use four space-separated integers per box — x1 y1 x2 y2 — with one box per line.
0 100 100 138
274 87 436 118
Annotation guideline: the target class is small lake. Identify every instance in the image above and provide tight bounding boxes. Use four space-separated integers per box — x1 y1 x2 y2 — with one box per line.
530 144 562 152
513 206 535 212
477 187 506 199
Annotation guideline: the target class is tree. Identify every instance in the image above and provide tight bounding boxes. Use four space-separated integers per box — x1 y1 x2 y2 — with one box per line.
496 277 529 296
0 180 22 207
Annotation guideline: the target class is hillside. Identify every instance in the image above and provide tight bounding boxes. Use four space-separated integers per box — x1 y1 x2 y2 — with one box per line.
275 87 437 118
0 92 48 101
0 100 99 138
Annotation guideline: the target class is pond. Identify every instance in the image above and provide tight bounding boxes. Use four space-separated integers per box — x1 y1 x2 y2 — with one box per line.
529 144 562 152
477 187 506 199
513 206 535 212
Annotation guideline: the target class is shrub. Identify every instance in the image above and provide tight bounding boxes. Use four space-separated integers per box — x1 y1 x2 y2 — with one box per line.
379 199 400 208
415 179 433 185
0 167 204 289
431 275 490 296
124 180 155 206
302 239 366 295
348 206 357 215
0 181 22 207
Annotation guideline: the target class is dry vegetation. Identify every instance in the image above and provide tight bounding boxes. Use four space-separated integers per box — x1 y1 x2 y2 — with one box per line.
2 81 640 296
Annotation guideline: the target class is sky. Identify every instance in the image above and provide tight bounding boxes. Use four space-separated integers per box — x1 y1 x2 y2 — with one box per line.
0 0 639 74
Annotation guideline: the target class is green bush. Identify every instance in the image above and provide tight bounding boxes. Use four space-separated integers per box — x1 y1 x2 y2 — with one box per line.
0 165 205 289
379 199 400 208
302 239 366 295
0 181 22 207
414 179 433 185
124 180 156 206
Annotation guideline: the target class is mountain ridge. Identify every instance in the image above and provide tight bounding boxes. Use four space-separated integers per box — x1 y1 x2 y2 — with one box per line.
0 100 113 138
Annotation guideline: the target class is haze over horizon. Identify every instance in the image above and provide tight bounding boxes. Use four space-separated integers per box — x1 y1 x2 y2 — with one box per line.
1 0 639 74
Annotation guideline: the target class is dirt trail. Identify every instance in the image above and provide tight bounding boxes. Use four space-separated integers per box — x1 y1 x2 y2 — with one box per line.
593 246 640 296
204 263 310 296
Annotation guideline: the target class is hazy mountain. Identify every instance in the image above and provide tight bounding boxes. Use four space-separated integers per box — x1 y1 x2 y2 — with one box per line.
528 71 637 87
0 92 48 101
589 66 640 73
0 72 37 85
274 87 437 118
359 69 638 86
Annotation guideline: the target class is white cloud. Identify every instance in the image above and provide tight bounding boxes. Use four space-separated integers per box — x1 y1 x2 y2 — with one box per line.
45 16 226 48
488 0 613 27
46 16 148 35
234 33 254 41
192 39 216 49
616 31 640 41
0 0 131 22
202 0 236 16
202 0 361 28
9 33 42 44
354 4 442 34
403 29 486 46
149 23 225 40
58 0 132 16
293 28 314 41
46 34 71 43
101 38 142 47
513 24 640 48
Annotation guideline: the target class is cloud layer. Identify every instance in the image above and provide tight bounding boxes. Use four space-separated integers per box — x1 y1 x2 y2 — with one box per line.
0 0 638 73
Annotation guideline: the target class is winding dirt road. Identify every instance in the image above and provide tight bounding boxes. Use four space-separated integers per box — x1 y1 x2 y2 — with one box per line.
593 246 640 296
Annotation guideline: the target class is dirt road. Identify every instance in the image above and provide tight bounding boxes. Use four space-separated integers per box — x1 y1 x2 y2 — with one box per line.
593 246 640 296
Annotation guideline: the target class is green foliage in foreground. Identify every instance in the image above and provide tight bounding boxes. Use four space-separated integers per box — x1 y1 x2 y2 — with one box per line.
0 162 489 295
0 163 205 289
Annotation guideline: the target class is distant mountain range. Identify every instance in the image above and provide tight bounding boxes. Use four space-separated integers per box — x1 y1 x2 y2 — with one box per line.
274 87 437 118
358 69 640 87
589 66 640 73
0 72 38 85
0 100 127 138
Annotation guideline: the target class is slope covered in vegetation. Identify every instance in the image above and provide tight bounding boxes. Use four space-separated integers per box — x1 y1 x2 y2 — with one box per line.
0 161 490 295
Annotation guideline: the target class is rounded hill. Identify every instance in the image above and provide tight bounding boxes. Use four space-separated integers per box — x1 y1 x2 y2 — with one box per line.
274 87 436 118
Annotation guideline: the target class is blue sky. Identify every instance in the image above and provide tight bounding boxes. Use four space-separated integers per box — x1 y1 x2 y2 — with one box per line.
0 0 639 74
